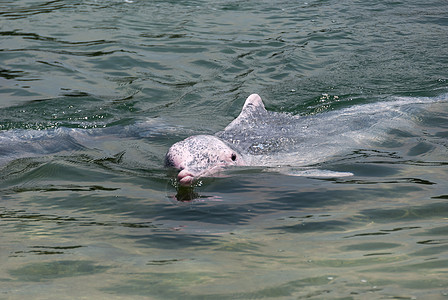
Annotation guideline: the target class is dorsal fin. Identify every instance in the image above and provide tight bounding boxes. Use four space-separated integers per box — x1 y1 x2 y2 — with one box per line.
241 93 266 112
224 94 267 131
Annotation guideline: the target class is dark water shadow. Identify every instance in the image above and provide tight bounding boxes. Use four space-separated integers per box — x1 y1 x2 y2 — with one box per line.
9 260 109 282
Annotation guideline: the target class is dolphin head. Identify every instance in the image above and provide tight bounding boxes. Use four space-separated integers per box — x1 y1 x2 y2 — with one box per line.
165 135 245 185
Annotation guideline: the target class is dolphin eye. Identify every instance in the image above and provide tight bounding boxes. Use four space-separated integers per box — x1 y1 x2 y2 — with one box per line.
231 153 237 161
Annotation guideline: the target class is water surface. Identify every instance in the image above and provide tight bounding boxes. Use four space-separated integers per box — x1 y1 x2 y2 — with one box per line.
1 0 447 299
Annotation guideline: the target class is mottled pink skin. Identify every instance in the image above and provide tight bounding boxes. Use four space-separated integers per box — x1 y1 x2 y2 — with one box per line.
165 94 264 185
165 135 245 185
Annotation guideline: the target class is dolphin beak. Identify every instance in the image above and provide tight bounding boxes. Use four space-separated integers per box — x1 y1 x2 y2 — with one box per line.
177 169 195 186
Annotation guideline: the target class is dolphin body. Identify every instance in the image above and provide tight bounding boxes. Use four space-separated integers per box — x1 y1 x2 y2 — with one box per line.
165 93 424 185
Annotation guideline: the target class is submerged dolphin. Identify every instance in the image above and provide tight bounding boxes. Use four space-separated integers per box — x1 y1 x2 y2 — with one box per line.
165 93 438 186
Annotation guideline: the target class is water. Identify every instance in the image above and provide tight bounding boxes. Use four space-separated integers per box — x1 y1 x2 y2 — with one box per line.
1 0 447 299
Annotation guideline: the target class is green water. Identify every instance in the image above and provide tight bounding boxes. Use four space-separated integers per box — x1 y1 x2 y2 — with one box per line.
1 0 448 299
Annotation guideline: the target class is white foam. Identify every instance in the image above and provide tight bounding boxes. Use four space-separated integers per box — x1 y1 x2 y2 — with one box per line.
283 169 354 178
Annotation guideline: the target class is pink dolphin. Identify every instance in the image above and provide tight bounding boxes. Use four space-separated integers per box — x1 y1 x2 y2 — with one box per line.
167 93 383 186
164 94 264 185
165 134 246 185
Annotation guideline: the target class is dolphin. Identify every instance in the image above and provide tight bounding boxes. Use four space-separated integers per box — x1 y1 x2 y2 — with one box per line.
165 94 354 185
165 94 270 185
164 134 246 185
165 93 444 186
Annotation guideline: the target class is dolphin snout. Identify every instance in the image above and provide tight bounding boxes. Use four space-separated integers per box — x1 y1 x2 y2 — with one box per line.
177 169 195 186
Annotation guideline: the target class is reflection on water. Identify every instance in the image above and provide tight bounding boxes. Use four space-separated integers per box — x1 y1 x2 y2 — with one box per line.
174 186 201 202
